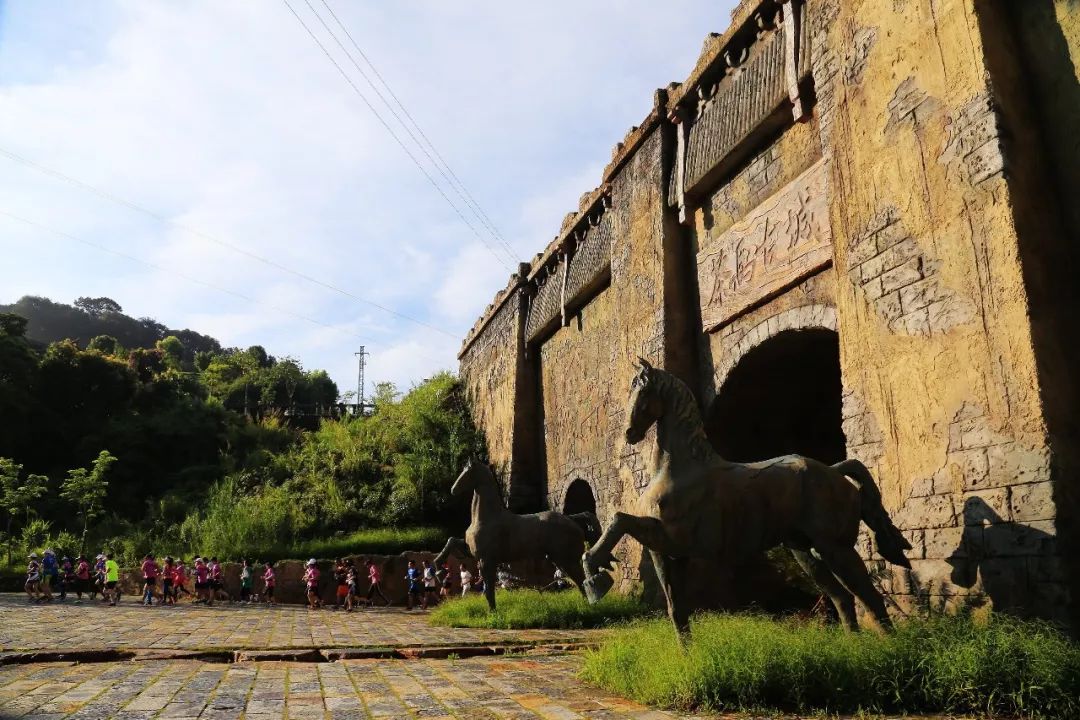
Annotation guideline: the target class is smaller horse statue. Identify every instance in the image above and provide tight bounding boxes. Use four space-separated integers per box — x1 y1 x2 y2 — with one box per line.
582 359 911 639
435 458 600 610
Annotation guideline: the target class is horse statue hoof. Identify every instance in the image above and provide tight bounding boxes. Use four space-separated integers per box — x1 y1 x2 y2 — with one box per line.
583 571 614 604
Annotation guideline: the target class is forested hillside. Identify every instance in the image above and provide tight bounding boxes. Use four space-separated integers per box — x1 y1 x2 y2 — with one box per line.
1 295 223 363
0 297 482 567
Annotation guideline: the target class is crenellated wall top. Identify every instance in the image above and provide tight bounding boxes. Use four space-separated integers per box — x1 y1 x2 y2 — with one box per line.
459 0 789 359
666 0 786 113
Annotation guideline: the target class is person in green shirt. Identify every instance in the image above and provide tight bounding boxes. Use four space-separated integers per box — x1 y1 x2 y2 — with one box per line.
104 553 120 606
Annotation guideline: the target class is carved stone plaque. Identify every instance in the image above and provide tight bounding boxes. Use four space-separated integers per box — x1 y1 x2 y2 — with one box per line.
697 158 832 330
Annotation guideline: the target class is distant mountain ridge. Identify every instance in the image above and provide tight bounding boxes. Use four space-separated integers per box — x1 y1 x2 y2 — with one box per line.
0 295 222 362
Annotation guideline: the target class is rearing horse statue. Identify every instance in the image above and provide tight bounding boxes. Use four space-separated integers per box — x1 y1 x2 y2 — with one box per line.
582 359 910 637
435 458 600 611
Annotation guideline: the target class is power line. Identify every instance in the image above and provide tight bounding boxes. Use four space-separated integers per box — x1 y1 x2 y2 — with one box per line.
0 208 453 368
0 146 458 339
314 0 520 261
0 208 361 344
281 0 517 269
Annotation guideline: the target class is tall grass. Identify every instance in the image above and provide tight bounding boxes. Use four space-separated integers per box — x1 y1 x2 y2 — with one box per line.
429 589 651 629
582 612 1080 718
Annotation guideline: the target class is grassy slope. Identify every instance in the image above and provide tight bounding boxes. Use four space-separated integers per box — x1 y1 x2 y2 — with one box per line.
428 589 651 630
582 612 1080 718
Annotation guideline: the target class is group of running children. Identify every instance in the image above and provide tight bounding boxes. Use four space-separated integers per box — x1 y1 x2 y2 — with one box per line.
25 549 503 610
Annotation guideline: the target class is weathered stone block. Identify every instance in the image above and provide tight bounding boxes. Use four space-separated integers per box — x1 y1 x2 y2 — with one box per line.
909 473 935 498
985 445 1050 487
955 448 990 489
873 292 903 322
898 276 940 312
848 237 879 266
890 308 930 336
962 488 1011 525
902 528 926 559
862 275 885 300
923 526 968 560
1010 482 1056 523
907 559 960 591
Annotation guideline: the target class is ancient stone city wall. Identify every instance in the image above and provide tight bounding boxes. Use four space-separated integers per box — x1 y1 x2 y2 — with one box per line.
458 0 1077 626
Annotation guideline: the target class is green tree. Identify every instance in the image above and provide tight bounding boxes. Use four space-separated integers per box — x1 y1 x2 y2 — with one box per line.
0 458 48 564
74 296 123 317
60 450 117 553
156 335 184 370
87 335 121 356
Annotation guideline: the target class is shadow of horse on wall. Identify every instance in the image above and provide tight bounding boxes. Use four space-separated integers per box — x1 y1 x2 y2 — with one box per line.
944 496 1057 617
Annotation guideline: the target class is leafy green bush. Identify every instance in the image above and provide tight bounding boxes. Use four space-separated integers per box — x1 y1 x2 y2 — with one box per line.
294 527 445 561
582 612 1080 718
429 589 651 630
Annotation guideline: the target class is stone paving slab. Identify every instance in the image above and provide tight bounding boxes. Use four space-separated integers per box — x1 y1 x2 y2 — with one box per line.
0 656 718 719
0 595 599 652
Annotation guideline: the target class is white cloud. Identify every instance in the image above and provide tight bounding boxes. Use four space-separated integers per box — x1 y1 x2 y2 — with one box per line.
0 0 735 392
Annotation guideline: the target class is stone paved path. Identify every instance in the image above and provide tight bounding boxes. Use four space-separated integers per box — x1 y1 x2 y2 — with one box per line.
0 596 956 719
0 595 599 652
0 656 711 719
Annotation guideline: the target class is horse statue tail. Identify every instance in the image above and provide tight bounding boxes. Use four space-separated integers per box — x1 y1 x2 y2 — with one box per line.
566 511 602 545
833 459 912 569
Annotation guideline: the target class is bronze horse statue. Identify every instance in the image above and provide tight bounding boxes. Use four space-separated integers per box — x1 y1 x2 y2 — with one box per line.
435 458 600 610
582 358 911 637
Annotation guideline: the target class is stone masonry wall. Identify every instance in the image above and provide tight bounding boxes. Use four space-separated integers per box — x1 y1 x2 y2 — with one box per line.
813 0 1068 623
459 292 520 483
538 127 676 594
457 0 1074 626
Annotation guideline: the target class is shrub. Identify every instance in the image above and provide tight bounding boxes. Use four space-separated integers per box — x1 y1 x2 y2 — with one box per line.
429 589 651 630
292 527 445 561
581 612 1080 718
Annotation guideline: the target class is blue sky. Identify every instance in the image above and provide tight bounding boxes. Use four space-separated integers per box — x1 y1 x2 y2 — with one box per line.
1 0 734 396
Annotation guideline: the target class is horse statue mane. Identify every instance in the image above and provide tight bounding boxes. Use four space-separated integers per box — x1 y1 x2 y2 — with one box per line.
638 363 717 464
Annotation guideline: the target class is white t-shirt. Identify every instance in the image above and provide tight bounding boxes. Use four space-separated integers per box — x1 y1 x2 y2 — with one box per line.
460 569 472 586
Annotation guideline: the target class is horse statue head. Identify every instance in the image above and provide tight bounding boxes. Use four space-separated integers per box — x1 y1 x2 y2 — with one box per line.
452 455 500 499
625 357 662 444
451 456 478 497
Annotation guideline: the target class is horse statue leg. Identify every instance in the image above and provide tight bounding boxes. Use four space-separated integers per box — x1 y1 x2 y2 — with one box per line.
650 551 691 641
581 511 672 603
477 557 497 611
433 537 473 568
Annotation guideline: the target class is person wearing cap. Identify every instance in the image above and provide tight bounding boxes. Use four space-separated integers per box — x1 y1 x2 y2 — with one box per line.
25 552 41 602
304 559 322 609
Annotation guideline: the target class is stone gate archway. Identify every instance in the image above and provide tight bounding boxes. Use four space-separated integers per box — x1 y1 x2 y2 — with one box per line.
707 321 845 464
562 478 597 516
